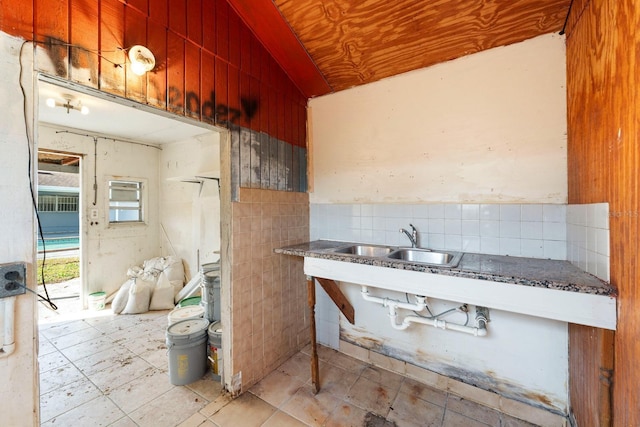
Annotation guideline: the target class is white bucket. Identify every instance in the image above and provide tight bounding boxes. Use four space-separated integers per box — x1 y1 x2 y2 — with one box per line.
208 321 222 382
88 292 106 310
168 305 205 326
166 318 210 386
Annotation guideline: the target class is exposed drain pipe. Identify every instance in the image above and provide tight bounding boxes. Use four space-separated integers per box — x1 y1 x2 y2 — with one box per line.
0 297 16 358
361 286 427 312
361 286 489 337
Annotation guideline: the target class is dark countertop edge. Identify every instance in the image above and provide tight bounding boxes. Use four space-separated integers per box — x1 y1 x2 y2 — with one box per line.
275 240 617 297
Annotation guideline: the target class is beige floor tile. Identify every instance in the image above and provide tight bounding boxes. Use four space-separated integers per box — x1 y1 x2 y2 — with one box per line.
72 344 135 375
249 368 305 408
128 386 207 427
442 410 490 427
186 374 225 402
59 334 122 362
108 416 139 427
316 362 359 400
499 397 566 427
446 395 500 426
38 350 70 373
49 325 104 350
280 384 341 427
323 401 368 427
447 378 500 410
360 365 404 391
85 354 155 392
344 376 397 418
107 368 174 414
210 392 276 427
85 314 140 335
317 345 367 374
262 410 310 427
277 351 312 383
39 362 85 394
139 346 170 370
120 328 166 355
388 389 445 427
38 336 58 356
399 378 448 407
40 395 126 427
177 412 208 427
39 377 102 423
199 392 234 417
40 318 92 339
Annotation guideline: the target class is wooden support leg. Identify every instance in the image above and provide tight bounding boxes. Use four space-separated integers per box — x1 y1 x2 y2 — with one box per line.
307 276 320 393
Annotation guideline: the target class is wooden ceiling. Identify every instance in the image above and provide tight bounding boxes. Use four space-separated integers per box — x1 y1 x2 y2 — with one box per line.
228 0 571 98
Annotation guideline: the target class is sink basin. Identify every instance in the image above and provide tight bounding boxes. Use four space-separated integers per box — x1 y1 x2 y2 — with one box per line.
333 244 395 257
387 248 462 268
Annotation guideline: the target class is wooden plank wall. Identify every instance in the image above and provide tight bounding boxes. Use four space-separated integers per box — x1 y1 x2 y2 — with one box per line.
565 0 640 425
0 0 307 193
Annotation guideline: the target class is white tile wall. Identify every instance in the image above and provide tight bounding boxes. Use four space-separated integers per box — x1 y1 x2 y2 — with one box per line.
567 203 610 281
311 203 568 260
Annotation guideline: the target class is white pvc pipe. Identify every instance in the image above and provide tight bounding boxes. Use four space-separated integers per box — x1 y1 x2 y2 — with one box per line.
361 286 488 337
0 297 16 358
361 286 426 312
398 314 488 337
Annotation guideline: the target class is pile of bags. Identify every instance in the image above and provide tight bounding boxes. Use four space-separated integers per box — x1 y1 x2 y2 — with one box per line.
112 256 185 314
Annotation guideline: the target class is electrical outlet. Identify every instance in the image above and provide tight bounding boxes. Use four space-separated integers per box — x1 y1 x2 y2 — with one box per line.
0 263 27 298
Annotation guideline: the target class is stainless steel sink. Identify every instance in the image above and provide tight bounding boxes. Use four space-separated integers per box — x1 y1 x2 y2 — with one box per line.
387 248 462 268
333 244 395 257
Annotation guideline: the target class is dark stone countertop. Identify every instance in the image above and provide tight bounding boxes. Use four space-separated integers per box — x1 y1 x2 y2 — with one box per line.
275 240 616 297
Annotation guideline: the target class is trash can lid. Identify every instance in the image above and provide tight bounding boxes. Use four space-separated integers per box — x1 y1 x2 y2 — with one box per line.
167 318 210 338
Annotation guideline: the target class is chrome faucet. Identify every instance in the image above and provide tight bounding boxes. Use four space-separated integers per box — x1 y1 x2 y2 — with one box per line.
400 224 418 247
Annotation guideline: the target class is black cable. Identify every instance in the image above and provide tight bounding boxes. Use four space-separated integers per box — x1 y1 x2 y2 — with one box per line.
558 0 576 35
18 41 58 311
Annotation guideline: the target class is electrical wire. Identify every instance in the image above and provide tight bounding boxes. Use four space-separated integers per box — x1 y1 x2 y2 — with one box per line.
34 37 126 68
405 293 468 325
19 40 58 311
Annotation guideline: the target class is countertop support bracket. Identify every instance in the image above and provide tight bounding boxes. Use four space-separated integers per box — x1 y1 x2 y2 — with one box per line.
315 277 355 324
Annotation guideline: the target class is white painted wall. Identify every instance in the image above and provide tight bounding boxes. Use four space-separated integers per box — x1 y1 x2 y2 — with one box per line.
0 33 39 425
38 124 161 299
308 33 570 413
309 33 567 204
159 132 221 279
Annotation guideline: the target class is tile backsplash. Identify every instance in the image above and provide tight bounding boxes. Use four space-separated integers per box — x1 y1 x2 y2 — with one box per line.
310 202 609 281
311 203 568 260
567 203 610 281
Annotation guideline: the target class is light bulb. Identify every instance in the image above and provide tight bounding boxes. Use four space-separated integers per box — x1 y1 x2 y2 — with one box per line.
80 105 90 115
131 60 147 76
46 98 56 108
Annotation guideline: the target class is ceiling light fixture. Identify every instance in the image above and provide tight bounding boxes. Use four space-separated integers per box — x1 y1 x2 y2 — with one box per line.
46 96 90 115
128 45 156 76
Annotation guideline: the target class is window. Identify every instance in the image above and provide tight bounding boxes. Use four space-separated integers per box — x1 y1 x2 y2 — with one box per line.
109 180 143 223
38 194 79 212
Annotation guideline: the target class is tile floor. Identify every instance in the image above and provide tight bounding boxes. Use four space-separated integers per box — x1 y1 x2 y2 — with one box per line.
38 299 541 426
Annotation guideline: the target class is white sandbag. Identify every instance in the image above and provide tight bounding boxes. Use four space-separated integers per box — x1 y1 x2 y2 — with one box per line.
122 278 154 314
159 256 185 285
112 279 133 314
127 265 144 278
149 272 175 310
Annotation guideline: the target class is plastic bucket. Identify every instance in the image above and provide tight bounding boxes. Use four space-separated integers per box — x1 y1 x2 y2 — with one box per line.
88 292 106 310
178 296 201 307
167 305 205 326
166 318 210 386
200 275 220 322
207 321 223 382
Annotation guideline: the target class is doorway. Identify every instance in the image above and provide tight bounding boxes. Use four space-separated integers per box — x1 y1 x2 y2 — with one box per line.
36 150 83 321
36 77 224 320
